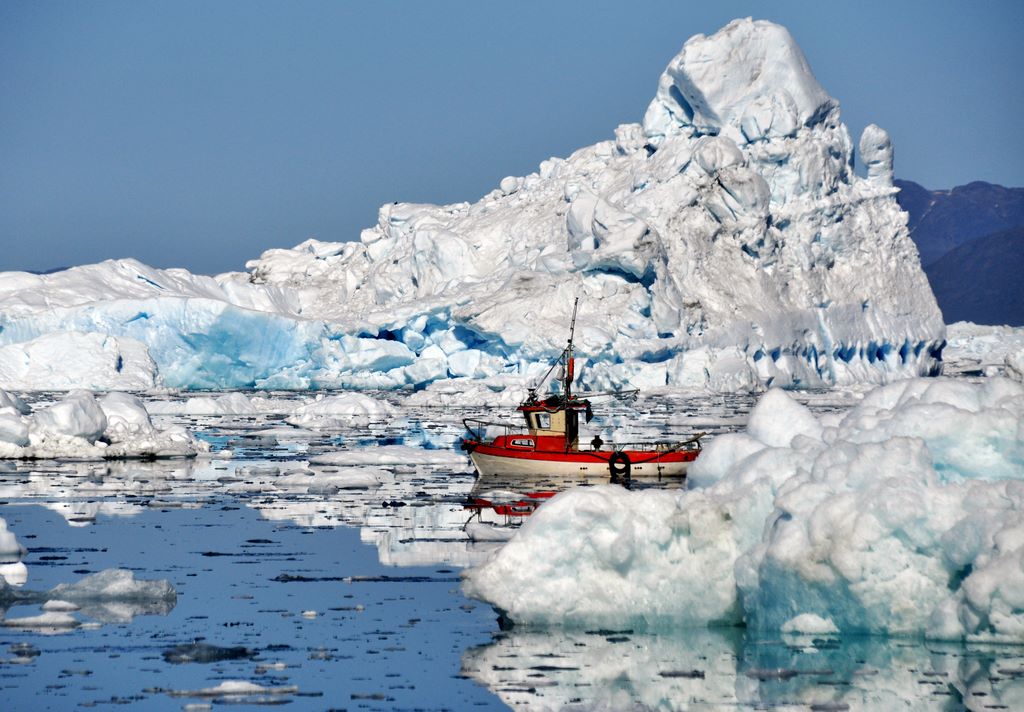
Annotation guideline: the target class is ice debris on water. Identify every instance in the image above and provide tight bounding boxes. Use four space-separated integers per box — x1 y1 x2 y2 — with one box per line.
0 387 206 459
162 641 255 664
164 680 299 699
463 377 1024 642
0 19 943 394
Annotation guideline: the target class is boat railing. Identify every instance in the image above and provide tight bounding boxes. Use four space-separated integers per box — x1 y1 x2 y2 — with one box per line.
613 433 705 453
462 417 528 442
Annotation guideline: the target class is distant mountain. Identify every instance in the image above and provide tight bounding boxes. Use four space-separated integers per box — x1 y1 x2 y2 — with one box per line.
895 179 1024 267
924 226 1024 326
895 179 1024 326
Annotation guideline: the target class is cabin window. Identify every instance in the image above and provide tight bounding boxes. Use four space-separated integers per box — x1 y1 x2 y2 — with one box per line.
510 438 534 448
534 413 550 429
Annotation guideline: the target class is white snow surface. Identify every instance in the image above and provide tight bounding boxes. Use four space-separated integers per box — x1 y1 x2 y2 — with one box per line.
462 377 1024 642
0 19 942 393
0 388 206 459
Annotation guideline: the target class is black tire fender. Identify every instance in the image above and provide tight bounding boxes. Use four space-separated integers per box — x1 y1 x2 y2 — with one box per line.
608 450 631 482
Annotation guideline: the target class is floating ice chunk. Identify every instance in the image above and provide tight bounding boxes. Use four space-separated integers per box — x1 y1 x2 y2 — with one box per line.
48 569 176 605
100 391 154 440
285 392 396 429
274 467 387 492
42 599 80 612
781 613 839 635
2 389 207 459
307 470 385 492
166 680 299 698
33 390 107 441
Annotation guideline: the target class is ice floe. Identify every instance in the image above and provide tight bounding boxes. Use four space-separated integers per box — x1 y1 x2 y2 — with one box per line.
0 388 206 459
463 377 1024 642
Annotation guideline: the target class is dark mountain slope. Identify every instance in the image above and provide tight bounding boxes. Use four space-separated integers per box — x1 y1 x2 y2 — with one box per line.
924 226 1024 326
895 179 1024 266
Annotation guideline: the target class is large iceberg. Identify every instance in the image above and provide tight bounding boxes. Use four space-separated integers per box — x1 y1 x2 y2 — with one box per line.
462 377 1024 642
0 19 943 392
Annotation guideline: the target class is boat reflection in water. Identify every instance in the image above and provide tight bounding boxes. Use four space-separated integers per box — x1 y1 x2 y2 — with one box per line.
462 467 690 542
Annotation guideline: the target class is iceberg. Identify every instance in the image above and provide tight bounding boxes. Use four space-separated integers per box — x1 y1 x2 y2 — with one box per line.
0 19 943 393
0 388 206 459
462 377 1024 642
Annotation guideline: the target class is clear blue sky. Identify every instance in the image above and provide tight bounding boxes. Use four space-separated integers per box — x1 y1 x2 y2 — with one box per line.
2 0 1021 275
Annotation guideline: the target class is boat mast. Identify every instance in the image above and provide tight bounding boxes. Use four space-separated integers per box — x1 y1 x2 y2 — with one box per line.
565 297 579 401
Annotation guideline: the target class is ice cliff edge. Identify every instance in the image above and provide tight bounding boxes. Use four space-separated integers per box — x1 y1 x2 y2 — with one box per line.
0 18 944 392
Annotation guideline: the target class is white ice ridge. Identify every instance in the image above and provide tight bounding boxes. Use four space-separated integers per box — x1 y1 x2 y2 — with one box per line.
0 18 943 393
0 388 207 459
462 377 1024 642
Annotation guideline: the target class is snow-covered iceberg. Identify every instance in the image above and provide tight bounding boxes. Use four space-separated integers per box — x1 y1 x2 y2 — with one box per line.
0 388 206 459
0 18 943 392
462 377 1024 642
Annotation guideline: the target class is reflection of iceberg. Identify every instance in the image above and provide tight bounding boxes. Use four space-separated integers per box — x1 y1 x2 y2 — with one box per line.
463 628 743 710
0 569 177 630
463 629 1024 711
250 470 501 569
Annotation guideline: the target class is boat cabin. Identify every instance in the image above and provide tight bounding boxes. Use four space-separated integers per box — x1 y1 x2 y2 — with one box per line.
516 396 592 453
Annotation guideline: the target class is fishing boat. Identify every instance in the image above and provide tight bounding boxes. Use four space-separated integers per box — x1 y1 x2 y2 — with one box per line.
460 299 703 483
